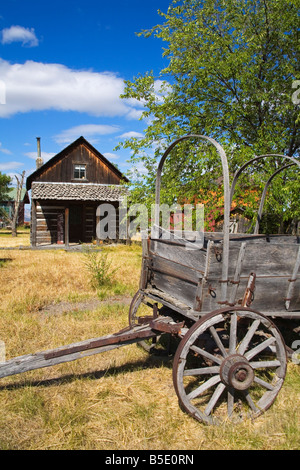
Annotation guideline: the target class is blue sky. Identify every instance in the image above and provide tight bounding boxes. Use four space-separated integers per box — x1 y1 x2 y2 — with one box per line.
0 0 172 184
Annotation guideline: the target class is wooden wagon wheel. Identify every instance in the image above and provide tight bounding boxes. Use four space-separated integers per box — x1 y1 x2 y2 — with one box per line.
128 291 145 328
173 307 287 424
128 291 162 353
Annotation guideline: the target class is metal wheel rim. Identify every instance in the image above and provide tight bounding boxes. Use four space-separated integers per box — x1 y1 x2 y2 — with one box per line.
128 291 145 327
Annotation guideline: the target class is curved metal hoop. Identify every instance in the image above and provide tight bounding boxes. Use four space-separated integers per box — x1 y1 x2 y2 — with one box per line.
230 154 300 208
154 134 230 303
229 154 300 235
254 163 298 234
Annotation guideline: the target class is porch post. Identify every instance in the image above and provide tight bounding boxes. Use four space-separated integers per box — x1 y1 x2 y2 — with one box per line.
31 199 37 247
65 206 69 247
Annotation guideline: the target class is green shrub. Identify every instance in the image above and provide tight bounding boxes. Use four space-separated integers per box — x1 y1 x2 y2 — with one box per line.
82 245 118 290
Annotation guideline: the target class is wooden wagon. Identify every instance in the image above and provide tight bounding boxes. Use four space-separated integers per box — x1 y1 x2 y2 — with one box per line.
1 135 299 424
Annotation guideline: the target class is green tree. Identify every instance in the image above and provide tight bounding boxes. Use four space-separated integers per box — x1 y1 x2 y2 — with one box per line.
0 172 12 202
117 0 299 232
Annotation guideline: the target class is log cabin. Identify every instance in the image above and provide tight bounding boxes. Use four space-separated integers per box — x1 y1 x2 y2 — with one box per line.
26 136 128 246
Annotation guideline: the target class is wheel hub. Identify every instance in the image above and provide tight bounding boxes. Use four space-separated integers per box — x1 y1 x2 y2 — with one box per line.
220 354 254 391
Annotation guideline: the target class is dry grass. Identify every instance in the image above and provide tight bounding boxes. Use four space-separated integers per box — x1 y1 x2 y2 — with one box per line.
0 230 31 248
0 243 299 450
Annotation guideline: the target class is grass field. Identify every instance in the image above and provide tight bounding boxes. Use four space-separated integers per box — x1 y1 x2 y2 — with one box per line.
0 229 31 248
0 233 299 450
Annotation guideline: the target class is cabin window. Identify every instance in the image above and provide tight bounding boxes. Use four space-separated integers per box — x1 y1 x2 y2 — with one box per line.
74 164 86 180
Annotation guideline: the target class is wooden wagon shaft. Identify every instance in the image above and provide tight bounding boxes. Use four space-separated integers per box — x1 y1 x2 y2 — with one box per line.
0 317 182 380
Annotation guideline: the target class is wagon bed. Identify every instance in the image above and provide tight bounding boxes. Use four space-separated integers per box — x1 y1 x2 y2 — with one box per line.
138 229 300 320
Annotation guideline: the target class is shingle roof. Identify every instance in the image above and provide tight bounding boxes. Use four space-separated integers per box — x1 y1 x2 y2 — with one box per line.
31 182 127 201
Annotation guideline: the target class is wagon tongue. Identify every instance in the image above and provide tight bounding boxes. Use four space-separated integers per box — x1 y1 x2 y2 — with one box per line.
0 317 181 380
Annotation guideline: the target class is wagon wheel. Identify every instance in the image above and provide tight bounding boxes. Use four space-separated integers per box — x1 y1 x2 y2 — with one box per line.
128 293 175 354
128 291 161 353
173 307 287 424
128 291 145 328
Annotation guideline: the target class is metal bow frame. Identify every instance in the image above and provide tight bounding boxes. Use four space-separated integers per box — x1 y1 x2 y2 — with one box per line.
153 137 300 304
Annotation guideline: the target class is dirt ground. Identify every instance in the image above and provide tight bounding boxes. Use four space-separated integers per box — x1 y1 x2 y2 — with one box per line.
38 295 132 316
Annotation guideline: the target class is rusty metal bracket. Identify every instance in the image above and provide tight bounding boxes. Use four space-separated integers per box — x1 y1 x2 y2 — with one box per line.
149 318 184 335
242 272 256 307
214 245 223 262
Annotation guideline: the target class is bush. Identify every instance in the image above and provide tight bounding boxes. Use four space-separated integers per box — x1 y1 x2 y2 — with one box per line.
82 245 118 290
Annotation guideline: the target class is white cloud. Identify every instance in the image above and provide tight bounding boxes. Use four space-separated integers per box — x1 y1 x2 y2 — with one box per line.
0 59 141 119
119 131 144 139
125 108 144 120
54 124 120 144
1 25 39 47
0 142 12 154
0 161 23 171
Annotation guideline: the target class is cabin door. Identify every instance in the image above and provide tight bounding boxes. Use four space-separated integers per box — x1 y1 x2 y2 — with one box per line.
69 204 83 243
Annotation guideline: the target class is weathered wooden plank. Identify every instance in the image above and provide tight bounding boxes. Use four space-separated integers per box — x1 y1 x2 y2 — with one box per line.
0 324 158 379
232 275 300 313
151 271 197 309
36 230 56 237
36 225 57 233
36 219 57 224
142 288 198 320
285 246 300 310
151 254 202 286
204 232 298 244
139 235 150 290
149 239 206 274
36 205 64 210
207 242 300 279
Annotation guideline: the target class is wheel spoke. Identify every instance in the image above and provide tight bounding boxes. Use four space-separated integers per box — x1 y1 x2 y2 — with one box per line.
245 337 276 361
243 390 260 413
250 360 281 369
229 312 237 353
254 376 275 391
187 375 221 401
238 319 260 355
190 345 222 365
227 388 235 417
257 378 284 410
183 366 220 376
209 326 228 357
204 382 226 416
